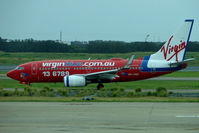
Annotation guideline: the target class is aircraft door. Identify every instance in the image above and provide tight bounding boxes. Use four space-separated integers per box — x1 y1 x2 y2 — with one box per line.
31 63 37 75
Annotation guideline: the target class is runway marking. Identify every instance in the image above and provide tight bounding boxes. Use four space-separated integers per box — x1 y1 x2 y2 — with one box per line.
176 115 199 118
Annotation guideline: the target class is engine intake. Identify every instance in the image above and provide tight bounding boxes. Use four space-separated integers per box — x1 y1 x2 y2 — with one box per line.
64 75 86 87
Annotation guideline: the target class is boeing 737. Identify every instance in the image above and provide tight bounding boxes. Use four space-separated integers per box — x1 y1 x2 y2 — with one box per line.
7 19 194 89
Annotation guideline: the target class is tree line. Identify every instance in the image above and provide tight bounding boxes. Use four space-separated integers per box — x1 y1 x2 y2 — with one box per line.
0 37 198 53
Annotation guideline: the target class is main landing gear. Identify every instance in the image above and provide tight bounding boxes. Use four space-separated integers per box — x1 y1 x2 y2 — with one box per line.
97 83 104 90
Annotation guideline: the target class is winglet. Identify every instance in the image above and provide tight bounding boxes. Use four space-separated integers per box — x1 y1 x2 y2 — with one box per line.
122 55 135 70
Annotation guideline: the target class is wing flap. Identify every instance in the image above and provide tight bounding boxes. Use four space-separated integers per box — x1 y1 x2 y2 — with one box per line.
84 69 119 80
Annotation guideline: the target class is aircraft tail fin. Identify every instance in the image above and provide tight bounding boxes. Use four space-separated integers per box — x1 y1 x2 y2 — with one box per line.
150 19 194 63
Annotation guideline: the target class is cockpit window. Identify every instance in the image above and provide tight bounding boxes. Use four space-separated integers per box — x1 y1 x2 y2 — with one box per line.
15 66 24 70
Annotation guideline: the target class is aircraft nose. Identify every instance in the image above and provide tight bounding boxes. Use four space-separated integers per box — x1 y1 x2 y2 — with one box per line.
7 70 16 79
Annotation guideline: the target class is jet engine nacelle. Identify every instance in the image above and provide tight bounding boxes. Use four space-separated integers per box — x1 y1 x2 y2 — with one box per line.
64 75 86 87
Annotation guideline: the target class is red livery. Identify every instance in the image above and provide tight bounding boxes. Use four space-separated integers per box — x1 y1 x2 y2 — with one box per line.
7 20 194 89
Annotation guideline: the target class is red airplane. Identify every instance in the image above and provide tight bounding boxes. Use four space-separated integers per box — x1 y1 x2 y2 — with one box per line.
7 20 194 89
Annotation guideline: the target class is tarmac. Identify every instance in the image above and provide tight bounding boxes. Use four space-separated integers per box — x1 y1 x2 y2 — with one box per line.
0 102 199 133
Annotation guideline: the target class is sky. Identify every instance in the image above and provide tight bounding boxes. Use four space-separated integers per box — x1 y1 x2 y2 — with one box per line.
0 0 198 42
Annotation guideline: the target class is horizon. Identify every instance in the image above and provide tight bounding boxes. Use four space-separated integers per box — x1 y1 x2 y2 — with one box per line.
2 36 199 43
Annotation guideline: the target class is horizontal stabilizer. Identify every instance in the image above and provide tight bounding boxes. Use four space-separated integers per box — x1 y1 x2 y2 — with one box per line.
169 58 195 66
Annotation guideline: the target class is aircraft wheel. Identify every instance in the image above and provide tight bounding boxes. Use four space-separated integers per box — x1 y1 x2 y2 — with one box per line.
97 83 104 90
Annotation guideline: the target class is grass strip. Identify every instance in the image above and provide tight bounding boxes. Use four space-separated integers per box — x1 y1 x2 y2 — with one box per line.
1 79 199 90
0 96 199 102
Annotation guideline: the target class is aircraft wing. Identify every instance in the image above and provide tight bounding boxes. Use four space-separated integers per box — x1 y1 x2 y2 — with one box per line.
84 69 119 80
76 55 135 80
